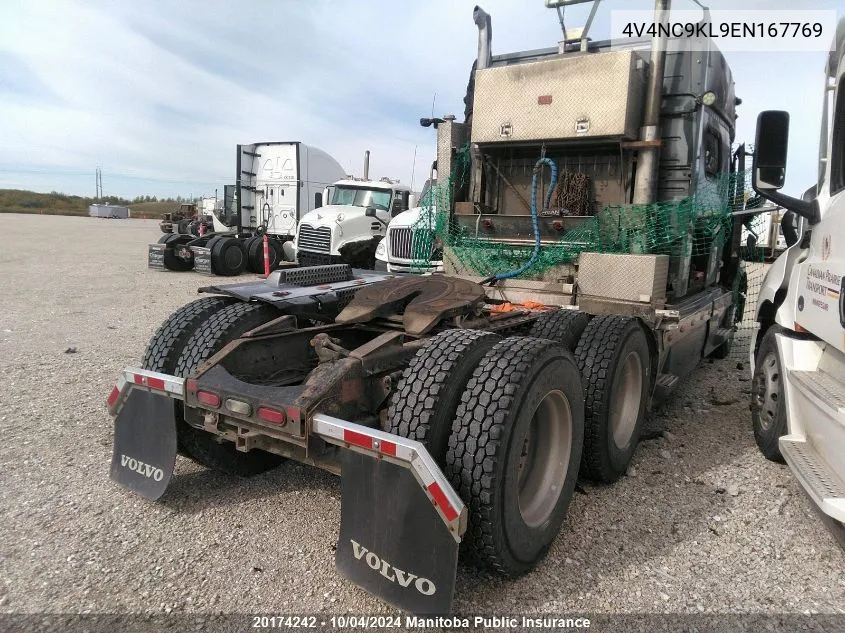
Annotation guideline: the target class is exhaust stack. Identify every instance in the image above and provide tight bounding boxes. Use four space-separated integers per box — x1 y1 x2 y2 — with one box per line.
473 6 492 70
363 150 370 181
632 0 671 206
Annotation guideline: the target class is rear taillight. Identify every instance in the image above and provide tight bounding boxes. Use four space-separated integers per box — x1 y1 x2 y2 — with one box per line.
197 390 221 408
257 407 286 425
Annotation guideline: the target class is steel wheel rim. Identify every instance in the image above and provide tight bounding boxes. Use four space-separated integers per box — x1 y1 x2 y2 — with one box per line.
755 350 780 430
610 351 643 450
517 389 572 529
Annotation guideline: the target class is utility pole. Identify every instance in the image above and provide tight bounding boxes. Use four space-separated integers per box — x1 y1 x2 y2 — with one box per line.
95 167 103 200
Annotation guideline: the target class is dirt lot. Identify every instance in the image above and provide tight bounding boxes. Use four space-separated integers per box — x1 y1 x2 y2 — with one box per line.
0 214 843 624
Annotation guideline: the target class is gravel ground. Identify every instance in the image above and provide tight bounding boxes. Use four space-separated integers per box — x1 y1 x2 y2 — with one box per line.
0 214 843 626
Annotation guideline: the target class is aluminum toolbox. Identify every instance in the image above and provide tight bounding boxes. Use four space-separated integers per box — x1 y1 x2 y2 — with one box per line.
471 50 646 143
577 252 669 304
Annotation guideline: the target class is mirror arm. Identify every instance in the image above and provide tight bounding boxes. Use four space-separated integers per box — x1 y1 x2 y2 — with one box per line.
756 189 821 225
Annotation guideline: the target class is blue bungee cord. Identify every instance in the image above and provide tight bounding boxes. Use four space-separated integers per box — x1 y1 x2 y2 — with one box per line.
493 156 558 281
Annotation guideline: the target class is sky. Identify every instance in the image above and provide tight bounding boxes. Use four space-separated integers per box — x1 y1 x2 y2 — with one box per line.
0 0 841 200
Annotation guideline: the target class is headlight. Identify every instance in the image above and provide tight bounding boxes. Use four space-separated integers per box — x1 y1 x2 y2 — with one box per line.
335 213 345 223
376 241 386 257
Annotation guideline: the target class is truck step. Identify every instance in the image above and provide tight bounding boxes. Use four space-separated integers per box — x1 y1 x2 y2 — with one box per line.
791 370 845 415
655 373 679 391
715 327 733 340
241 170 257 176
780 436 845 521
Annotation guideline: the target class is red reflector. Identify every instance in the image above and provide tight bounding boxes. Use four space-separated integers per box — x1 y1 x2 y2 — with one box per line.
197 390 221 408
381 440 396 456
132 374 165 391
185 378 197 393
107 386 120 408
794 322 809 334
343 429 373 450
257 407 286 425
427 482 459 522
538 94 553 105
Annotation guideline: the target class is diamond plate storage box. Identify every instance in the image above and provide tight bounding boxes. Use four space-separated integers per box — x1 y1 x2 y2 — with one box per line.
577 253 669 304
471 50 646 143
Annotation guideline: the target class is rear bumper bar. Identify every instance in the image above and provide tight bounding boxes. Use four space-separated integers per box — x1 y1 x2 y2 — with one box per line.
107 367 467 613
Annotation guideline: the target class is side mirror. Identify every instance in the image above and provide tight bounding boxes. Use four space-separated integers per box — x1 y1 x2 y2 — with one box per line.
365 207 376 217
752 110 821 225
314 192 322 209
754 111 789 191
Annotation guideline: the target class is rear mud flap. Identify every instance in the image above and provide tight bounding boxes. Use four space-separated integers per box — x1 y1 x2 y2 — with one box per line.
110 389 178 500
191 246 213 275
336 450 458 615
147 244 166 270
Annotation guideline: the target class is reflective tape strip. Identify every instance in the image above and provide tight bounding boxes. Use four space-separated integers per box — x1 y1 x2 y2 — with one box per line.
312 413 466 540
107 367 185 416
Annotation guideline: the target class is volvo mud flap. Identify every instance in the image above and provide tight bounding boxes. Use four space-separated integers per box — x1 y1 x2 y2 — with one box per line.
190 245 213 275
107 369 185 500
147 243 166 270
312 414 467 615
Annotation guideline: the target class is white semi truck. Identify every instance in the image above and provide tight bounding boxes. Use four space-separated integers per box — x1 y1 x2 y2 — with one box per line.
375 177 445 273
150 141 346 275
750 18 845 539
294 153 412 269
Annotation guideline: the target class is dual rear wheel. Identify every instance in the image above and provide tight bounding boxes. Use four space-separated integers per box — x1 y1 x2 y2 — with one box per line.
142 297 284 476
385 311 652 575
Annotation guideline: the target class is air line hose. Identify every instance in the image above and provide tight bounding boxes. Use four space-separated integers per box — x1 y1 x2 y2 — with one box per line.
492 156 558 281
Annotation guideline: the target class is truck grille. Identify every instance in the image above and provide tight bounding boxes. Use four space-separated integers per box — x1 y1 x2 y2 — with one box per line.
297 225 331 253
390 227 435 260
390 228 413 259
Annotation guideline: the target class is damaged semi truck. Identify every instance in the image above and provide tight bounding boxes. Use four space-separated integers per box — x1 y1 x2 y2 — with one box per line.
110 0 758 614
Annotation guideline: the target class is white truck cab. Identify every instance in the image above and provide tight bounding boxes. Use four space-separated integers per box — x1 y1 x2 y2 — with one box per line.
295 178 411 268
375 205 445 273
750 19 845 532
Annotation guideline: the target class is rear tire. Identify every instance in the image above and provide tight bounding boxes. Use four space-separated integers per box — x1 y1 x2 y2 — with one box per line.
574 315 651 483
529 310 590 352
141 296 236 458
247 236 281 273
446 337 584 576
243 236 261 273
160 233 194 271
386 329 500 465
209 236 246 276
751 326 786 462
142 296 236 373
174 301 284 476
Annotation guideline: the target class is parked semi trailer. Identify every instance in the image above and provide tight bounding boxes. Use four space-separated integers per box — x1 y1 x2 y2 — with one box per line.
749 18 845 541
150 142 346 275
112 0 758 614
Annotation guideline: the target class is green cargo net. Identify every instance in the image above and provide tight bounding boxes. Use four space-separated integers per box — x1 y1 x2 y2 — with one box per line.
411 155 753 278
408 145 773 363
